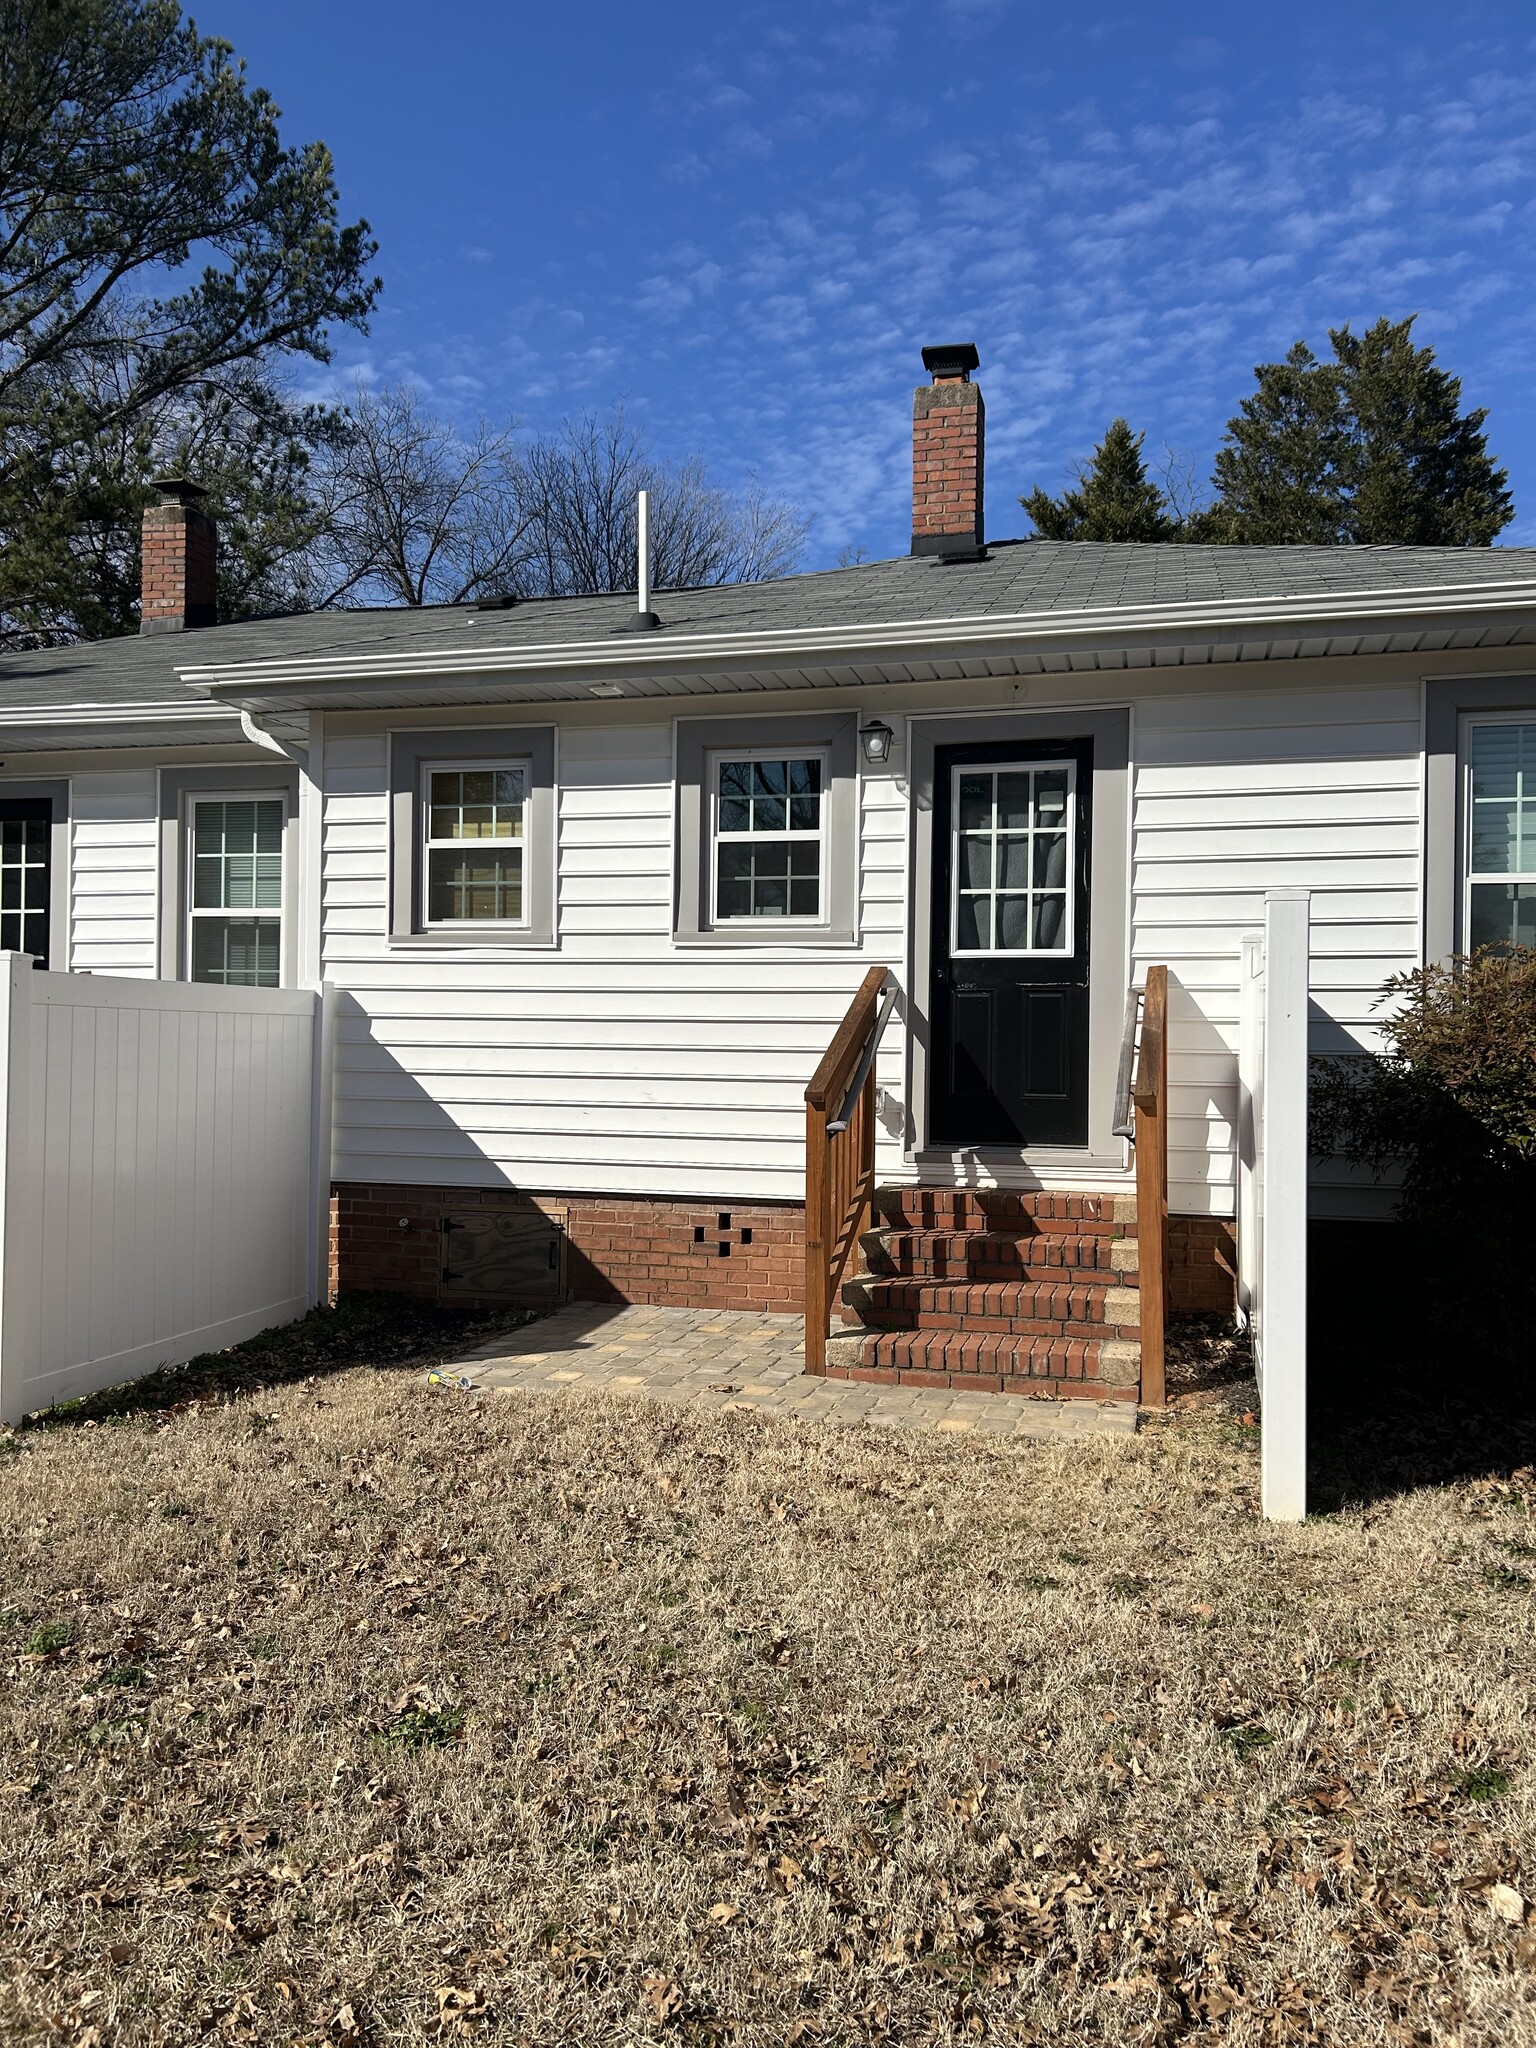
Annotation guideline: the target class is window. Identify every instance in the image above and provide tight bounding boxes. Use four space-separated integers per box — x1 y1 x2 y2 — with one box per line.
389 727 555 945
1466 720 1536 950
188 796 285 985
422 764 528 927
951 760 1074 955
711 753 825 922
673 713 858 945
0 800 52 965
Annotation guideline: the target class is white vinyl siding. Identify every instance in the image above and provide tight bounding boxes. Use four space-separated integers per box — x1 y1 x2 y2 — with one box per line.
1131 681 1423 1219
320 676 1428 1215
69 768 160 974
323 723 907 1200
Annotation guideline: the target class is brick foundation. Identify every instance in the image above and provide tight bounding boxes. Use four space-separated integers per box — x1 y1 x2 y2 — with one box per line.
330 1183 805 1312
330 1181 1239 1322
1169 1216 1237 1315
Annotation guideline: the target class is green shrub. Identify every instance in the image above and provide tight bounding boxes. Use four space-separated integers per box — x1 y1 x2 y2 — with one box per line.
1311 947 1536 1365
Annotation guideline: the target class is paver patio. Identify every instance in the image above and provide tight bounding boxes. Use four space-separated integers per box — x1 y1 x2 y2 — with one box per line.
456 1302 1138 1438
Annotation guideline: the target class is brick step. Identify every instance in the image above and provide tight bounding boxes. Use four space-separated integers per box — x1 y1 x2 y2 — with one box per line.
874 1187 1133 1234
842 1274 1141 1338
824 1325 1141 1399
863 1227 1138 1280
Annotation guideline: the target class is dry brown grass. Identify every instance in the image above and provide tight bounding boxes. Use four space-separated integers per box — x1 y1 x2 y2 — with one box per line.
2 1351 1535 2046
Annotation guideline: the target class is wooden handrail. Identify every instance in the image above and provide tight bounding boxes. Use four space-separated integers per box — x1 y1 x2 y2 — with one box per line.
804 967 892 1375
1131 964 1169 1408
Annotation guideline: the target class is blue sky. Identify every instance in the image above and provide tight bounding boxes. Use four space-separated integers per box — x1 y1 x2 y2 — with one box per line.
210 0 1536 564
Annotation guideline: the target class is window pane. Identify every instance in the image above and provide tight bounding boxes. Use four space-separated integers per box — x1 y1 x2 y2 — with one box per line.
788 795 820 832
1470 724 1527 801
1033 771 1069 824
428 847 523 922
996 834 1031 889
788 759 821 796
754 760 787 798
1470 724 1536 879
1471 800 1519 874
719 795 750 832
191 917 280 987
427 767 524 842
961 835 993 889
752 795 787 833
996 894 1033 949
1033 832 1068 888
192 800 284 912
958 775 992 831
716 840 820 919
719 761 752 799
1470 882 1536 951
995 773 1033 829
955 895 990 950
1032 895 1068 949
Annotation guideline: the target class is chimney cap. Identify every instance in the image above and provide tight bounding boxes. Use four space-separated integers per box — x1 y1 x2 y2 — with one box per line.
150 475 210 505
921 342 980 381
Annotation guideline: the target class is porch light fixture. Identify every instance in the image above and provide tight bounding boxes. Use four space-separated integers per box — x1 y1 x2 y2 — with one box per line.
859 718 895 765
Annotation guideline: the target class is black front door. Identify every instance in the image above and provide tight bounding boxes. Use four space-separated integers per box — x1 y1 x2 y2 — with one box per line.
0 799 52 967
928 738 1092 1147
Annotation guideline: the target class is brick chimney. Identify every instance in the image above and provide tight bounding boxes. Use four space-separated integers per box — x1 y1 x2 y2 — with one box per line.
911 342 984 557
139 477 217 634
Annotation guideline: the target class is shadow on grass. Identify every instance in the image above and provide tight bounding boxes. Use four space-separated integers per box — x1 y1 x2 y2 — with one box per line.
1304 1224 1536 1510
1307 1369 1536 1514
13 1292 541 1433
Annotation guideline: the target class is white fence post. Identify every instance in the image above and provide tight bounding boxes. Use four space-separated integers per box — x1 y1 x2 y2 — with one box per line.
1236 933 1264 1334
308 982 336 1308
0 956 38 1425
1260 890 1310 1522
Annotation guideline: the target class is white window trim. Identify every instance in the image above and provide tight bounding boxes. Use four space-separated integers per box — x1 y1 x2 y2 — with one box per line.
1462 713 1536 946
948 757 1077 960
707 744 831 930
419 755 533 934
185 787 289 987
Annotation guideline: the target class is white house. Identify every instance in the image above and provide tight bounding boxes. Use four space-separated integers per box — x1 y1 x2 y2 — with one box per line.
3 344 1534 1408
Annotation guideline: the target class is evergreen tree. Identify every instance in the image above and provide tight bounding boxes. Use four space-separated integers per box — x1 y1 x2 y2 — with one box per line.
1207 318 1512 546
1336 316 1513 546
1021 419 1175 541
1202 341 1349 543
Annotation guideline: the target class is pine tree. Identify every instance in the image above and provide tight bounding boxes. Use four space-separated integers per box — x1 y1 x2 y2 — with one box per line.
1202 342 1349 543
1021 419 1175 541
1206 319 1513 546
1335 317 1513 546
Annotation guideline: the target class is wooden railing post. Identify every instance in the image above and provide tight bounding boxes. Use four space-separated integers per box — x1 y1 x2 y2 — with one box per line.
1133 965 1169 1408
804 1097 831 1375
803 967 890 1378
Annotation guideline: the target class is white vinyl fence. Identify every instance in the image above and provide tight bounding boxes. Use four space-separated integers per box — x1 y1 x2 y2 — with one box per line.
0 957 334 1423
1237 892 1311 1522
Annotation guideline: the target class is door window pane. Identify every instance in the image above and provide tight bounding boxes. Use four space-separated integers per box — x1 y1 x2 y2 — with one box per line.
952 763 1074 954
0 806 50 965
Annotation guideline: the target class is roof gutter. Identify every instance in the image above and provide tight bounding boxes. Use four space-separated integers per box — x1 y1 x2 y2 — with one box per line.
175 579 1536 699
0 700 236 728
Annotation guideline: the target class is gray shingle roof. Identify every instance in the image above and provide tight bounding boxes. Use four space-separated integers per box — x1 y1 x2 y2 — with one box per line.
6 539 1536 711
